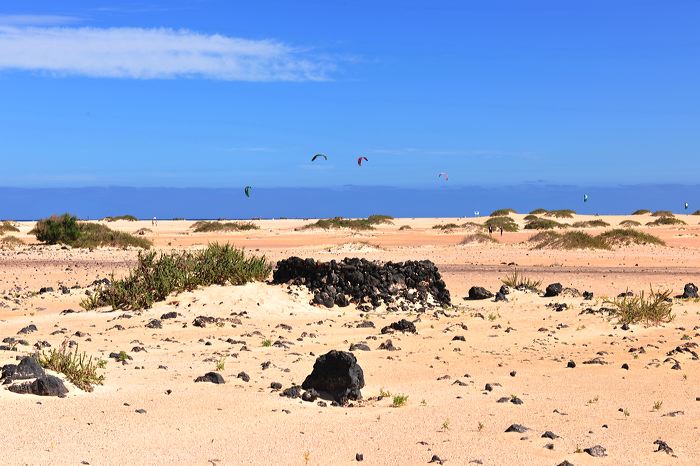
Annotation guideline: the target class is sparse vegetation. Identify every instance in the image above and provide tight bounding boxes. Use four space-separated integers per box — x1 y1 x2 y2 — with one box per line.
477 421 484 432
191 221 259 232
80 243 271 311
653 400 663 411
485 216 519 232
692 210 700 216
392 394 408 407
398 225 412 230
366 214 394 224
598 229 665 246
432 223 461 231
300 217 385 231
102 215 138 222
632 209 651 215
0 235 23 249
37 344 106 392
605 288 674 326
530 230 609 250
651 210 674 217
502 268 541 292
460 233 497 244
32 214 150 249
262 339 272 347
215 357 226 371
572 219 610 228
524 218 567 230
489 208 516 217
379 387 392 398
545 209 576 218
0 221 19 234
529 208 548 215
620 220 641 227
647 217 686 226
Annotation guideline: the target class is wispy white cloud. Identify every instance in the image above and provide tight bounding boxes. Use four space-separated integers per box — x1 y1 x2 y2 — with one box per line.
369 148 535 158
0 25 333 81
0 15 81 26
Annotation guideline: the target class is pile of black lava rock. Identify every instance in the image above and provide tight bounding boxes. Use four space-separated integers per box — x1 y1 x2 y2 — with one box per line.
272 257 451 310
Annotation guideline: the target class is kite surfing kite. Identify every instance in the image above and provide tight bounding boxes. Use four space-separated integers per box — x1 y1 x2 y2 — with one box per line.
685 202 689 210
583 194 589 203
244 186 252 198
311 153 327 162
438 172 449 181
357 156 368 166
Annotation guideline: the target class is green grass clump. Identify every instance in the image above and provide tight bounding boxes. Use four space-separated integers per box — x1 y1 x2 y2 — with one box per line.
651 210 674 217
80 243 271 311
605 288 674 326
432 223 461 231
0 221 19 234
392 394 409 407
31 214 149 249
300 217 378 231
524 218 567 230
485 216 519 232
31 213 80 244
632 209 651 215
501 268 541 292
646 217 686 226
619 220 642 227
572 219 610 228
38 345 106 392
598 229 665 246
460 233 497 244
102 215 138 222
523 214 540 221
530 231 609 250
529 208 548 215
545 209 576 218
191 221 259 232
366 214 394 224
489 208 516 217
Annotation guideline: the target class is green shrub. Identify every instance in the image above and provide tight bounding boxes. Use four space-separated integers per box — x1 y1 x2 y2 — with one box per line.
529 208 548 215
191 221 259 232
545 209 576 218
366 214 394 224
572 219 610 228
525 218 567 230
81 243 271 311
489 208 516 217
72 223 151 249
632 209 651 215
432 223 461 231
31 214 80 245
398 225 412 231
38 346 106 392
392 394 408 407
530 231 609 250
646 217 686 226
0 235 23 249
485 216 518 232
300 216 387 230
605 289 674 326
598 229 665 246
102 215 138 222
523 214 540 221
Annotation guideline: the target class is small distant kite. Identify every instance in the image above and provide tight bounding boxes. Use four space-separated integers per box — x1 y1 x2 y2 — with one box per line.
311 153 327 162
583 194 589 203
474 211 480 217
357 156 368 166
244 186 252 198
685 202 689 210
438 172 449 181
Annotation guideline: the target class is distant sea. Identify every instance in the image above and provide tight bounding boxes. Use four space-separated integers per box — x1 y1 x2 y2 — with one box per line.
1 185 698 220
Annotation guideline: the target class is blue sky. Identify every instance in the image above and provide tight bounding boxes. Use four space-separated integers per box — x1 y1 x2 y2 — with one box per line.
0 0 698 188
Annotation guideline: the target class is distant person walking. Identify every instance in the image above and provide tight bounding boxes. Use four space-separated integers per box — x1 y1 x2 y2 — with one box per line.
499 227 503 236
152 217 158 227
488 226 493 235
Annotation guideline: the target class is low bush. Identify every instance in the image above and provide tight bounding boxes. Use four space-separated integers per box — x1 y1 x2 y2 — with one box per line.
300 217 378 231
572 219 610 228
485 216 519 232
38 344 106 392
489 208 516 217
191 221 259 232
102 215 138 222
501 268 541 292
366 214 394 224
598 228 665 246
545 209 576 218
646 217 686 226
651 210 674 217
0 235 23 249
619 220 641 227
529 208 548 215
605 289 674 326
432 223 462 231
81 243 271 311
632 209 651 215
71 223 151 249
0 221 19 234
460 233 497 244
530 231 609 250
31 213 80 245
525 218 567 230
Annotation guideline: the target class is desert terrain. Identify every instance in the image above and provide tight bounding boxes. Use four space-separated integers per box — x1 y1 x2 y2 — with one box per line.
1 213 699 465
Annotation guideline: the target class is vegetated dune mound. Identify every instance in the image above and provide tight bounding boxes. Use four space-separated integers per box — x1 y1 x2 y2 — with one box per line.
272 257 451 311
529 228 665 249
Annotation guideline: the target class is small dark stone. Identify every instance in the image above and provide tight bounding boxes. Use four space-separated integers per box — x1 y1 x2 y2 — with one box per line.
378 340 398 351
237 371 250 382
355 453 364 462
145 319 162 329
621 363 629 370
567 360 576 368
194 372 225 384
556 461 574 466
428 455 444 464
509 371 516 377
505 424 528 433
484 383 493 392
281 385 302 398
135 408 147 414
584 445 607 457
682 283 698 299
160 311 178 320
17 324 38 335
270 382 282 390
349 343 371 351
621 323 630 331
302 388 319 402
494 291 508 302
654 439 673 455
542 431 559 439
544 283 563 297
583 291 594 300
452 335 466 341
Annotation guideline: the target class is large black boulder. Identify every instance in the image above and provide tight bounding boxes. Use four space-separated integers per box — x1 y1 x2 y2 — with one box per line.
466 287 493 300
301 350 364 404
194 372 225 384
8 375 68 397
544 283 563 297
1 357 45 383
381 319 416 334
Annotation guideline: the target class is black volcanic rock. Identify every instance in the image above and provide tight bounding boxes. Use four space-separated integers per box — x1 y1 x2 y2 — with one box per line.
301 350 364 404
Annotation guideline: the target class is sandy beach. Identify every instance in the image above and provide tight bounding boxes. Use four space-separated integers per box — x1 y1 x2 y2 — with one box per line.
0 215 698 465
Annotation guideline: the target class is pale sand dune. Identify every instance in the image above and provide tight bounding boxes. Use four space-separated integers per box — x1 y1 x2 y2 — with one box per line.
1 214 699 464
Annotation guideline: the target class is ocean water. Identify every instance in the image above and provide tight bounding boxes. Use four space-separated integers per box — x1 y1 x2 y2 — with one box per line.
1 185 698 220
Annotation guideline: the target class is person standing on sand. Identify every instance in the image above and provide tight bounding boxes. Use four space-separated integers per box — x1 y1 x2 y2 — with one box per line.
500 227 503 236
488 226 493 235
